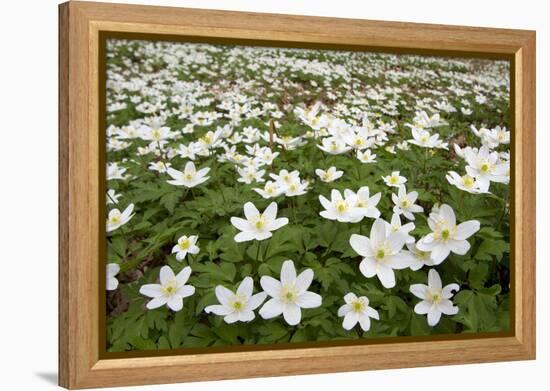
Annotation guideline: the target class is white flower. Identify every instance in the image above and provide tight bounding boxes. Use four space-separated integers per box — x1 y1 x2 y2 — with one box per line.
269 169 300 192
253 181 284 199
106 263 120 291
107 162 127 180
284 179 309 197
318 137 351 155
417 204 480 265
205 277 267 323
349 219 412 288
237 166 265 184
386 213 415 244
410 269 459 326
446 171 488 194
382 171 407 187
106 203 134 232
259 260 322 325
139 266 195 311
357 149 377 163
139 124 175 142
148 161 171 173
345 187 381 221
319 189 363 223
230 201 289 242
106 189 121 205
315 166 344 183
166 161 210 188
171 235 200 261
406 242 434 271
391 185 424 220
464 146 508 192
408 128 443 149
338 293 379 331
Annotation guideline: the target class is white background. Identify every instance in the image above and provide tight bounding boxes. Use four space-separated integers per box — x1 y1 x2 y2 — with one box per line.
0 0 546 389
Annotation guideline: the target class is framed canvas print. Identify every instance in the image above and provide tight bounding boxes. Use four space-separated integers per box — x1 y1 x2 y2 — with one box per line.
58 1 536 389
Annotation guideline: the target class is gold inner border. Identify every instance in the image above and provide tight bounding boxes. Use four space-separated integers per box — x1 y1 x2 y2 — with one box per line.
97 30 516 360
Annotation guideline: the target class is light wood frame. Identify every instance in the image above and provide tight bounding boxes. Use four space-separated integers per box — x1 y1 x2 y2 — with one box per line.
59 1 536 389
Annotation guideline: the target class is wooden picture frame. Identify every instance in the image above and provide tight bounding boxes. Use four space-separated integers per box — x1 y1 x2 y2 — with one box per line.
59 1 536 389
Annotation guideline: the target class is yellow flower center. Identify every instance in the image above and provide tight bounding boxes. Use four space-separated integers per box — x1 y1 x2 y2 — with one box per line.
336 201 348 213
281 286 298 303
376 249 386 259
179 239 190 250
461 175 475 188
162 281 178 296
390 176 398 184
480 163 490 172
185 173 193 180
400 199 410 208
254 216 266 230
428 290 442 303
351 300 365 312
110 215 120 224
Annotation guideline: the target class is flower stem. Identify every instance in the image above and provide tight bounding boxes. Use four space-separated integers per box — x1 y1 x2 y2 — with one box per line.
255 241 262 262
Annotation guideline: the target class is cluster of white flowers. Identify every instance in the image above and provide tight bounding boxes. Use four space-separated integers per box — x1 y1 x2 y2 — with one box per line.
104 40 509 335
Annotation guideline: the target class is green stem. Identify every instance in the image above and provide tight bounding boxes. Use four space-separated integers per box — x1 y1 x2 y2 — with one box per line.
255 241 263 262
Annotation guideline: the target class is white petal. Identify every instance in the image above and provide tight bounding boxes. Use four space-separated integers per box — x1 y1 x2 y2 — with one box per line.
295 269 314 292
237 277 254 298
455 220 480 240
343 292 357 304
215 285 235 306
159 266 175 285
342 312 358 330
140 284 162 298
177 285 195 298
280 260 297 286
448 239 471 255
338 304 351 317
442 283 460 299
438 300 459 315
283 303 302 325
176 266 192 285
243 202 260 220
260 276 282 297
430 244 451 265
146 297 167 310
370 219 387 246
296 292 322 308
263 202 278 221
237 310 255 322
268 217 288 231
167 296 184 311
234 231 256 242
365 307 379 320
349 234 372 257
259 298 284 319
428 269 443 290
358 314 372 331
359 257 377 278
248 292 267 310
387 251 413 269
377 264 396 288
205 304 231 316
223 312 240 324
427 306 442 326
230 217 251 231
410 283 429 299
439 204 456 226
414 300 431 315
